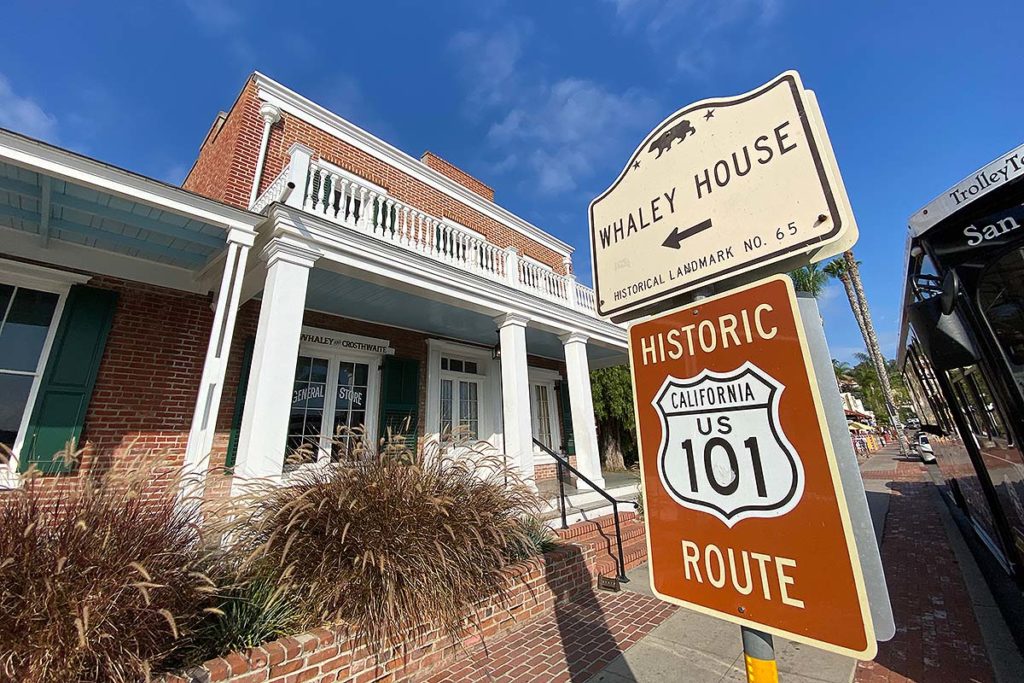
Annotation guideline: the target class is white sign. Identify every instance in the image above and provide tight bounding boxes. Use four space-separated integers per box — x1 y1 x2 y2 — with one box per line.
589 71 853 318
909 141 1024 236
653 362 804 527
300 328 394 355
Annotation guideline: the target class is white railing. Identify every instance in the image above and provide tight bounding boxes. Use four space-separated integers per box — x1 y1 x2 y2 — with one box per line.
251 163 291 214
255 153 599 315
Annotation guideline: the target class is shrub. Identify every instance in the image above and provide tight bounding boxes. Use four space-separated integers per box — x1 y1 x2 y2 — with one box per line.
505 515 559 562
189 561 303 658
0 449 217 682
219 430 540 646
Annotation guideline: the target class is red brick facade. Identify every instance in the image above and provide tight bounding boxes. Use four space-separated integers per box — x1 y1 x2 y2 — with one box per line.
165 543 605 683
0 258 569 500
182 77 570 274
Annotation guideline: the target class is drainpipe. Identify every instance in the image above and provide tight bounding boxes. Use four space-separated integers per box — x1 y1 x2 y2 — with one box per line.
248 103 282 208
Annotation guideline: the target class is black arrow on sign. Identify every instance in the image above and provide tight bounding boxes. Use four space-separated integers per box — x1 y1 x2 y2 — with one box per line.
662 218 713 249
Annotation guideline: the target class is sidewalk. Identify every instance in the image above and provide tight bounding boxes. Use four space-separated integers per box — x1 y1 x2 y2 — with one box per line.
427 446 1019 682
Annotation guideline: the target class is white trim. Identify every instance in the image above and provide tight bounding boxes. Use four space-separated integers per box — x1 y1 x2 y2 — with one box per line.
265 206 627 352
291 328 383 469
0 128 262 233
425 339 502 447
253 72 572 257
527 368 563 456
0 264 84 487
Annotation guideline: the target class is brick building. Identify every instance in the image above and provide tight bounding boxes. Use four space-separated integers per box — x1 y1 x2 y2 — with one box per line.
0 72 628 500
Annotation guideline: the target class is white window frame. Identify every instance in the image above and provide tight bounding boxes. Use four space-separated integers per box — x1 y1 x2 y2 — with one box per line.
439 367 483 440
286 327 384 475
425 339 500 447
528 367 562 455
0 259 90 487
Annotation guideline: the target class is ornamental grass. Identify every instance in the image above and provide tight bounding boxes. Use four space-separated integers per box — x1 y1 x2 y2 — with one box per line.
217 428 544 647
0 447 218 683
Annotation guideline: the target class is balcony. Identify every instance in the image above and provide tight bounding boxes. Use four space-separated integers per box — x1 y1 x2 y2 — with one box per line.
252 153 599 316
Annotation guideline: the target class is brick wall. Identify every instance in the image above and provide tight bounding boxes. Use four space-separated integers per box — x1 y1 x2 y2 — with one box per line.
182 77 570 273
420 151 495 202
165 542 601 683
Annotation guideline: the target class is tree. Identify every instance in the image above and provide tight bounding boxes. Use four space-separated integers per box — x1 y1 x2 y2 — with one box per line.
590 366 636 471
788 262 829 297
824 253 910 454
843 250 909 454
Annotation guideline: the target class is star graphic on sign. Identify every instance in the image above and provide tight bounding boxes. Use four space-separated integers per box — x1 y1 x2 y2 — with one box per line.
632 159 641 170
704 109 715 120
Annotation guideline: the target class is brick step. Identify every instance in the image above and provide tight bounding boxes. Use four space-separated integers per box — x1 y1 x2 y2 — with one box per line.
566 521 646 553
555 511 640 541
593 536 650 578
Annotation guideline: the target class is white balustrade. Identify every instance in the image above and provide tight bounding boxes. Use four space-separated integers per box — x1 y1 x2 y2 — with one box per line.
281 157 598 314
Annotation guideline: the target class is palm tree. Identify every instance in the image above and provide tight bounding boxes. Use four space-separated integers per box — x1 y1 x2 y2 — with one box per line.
841 250 909 454
788 262 829 297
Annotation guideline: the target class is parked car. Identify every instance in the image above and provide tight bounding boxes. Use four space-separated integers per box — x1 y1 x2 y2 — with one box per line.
914 432 936 463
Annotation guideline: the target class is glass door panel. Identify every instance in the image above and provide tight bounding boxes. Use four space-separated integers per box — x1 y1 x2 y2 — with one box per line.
286 355 329 470
332 361 371 461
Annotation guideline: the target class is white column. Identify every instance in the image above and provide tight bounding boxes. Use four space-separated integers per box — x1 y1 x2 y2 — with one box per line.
503 246 520 286
560 332 605 489
285 143 314 210
181 227 255 496
233 239 319 483
496 313 534 482
248 103 282 208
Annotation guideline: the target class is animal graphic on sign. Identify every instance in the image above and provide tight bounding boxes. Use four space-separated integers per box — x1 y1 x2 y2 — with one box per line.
647 119 696 159
652 362 805 527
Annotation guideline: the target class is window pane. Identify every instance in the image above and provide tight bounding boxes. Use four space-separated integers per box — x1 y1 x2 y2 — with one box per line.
440 378 453 432
465 361 478 375
459 380 478 439
977 247 1024 397
533 385 552 448
285 355 328 470
331 362 370 461
0 373 33 450
0 288 59 373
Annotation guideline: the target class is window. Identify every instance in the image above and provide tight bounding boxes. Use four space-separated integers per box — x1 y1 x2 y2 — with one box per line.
0 284 60 452
439 355 482 439
531 384 553 448
977 247 1024 398
284 341 380 471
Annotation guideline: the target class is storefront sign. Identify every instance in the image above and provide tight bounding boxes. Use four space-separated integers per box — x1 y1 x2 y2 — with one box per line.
299 328 394 356
910 141 1024 236
590 71 852 319
629 276 876 658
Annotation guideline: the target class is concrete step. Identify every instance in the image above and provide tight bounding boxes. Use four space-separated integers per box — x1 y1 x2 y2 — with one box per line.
541 494 640 529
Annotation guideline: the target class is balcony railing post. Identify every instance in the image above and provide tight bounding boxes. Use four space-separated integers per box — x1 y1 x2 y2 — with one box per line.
285 143 314 210
504 246 520 286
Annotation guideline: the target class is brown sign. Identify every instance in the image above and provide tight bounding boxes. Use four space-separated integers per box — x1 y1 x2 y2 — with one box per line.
590 71 855 319
629 276 875 658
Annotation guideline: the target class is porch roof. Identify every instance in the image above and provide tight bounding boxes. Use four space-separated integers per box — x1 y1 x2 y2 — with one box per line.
303 267 627 366
0 127 261 276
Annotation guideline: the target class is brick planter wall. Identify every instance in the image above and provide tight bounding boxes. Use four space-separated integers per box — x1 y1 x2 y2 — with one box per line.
167 543 602 683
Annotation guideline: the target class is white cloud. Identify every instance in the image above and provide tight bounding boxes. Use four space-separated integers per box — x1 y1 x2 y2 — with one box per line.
449 28 659 195
0 74 58 142
183 0 241 32
604 0 783 77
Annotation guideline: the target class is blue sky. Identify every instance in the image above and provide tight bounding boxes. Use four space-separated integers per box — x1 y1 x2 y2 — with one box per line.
1 1 1022 362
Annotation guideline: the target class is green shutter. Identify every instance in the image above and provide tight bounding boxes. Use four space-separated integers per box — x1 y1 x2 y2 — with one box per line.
224 336 255 470
379 356 420 450
559 381 575 456
22 285 118 474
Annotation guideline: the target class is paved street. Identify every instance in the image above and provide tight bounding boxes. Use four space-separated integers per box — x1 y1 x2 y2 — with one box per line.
429 446 1023 682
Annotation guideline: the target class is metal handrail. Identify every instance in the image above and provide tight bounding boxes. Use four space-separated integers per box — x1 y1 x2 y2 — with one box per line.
532 438 631 582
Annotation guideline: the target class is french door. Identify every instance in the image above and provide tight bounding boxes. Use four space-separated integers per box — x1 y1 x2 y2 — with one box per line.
287 353 377 469
439 376 480 440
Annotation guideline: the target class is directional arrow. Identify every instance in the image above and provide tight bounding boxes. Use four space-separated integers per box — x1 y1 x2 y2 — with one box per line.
662 218 713 249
